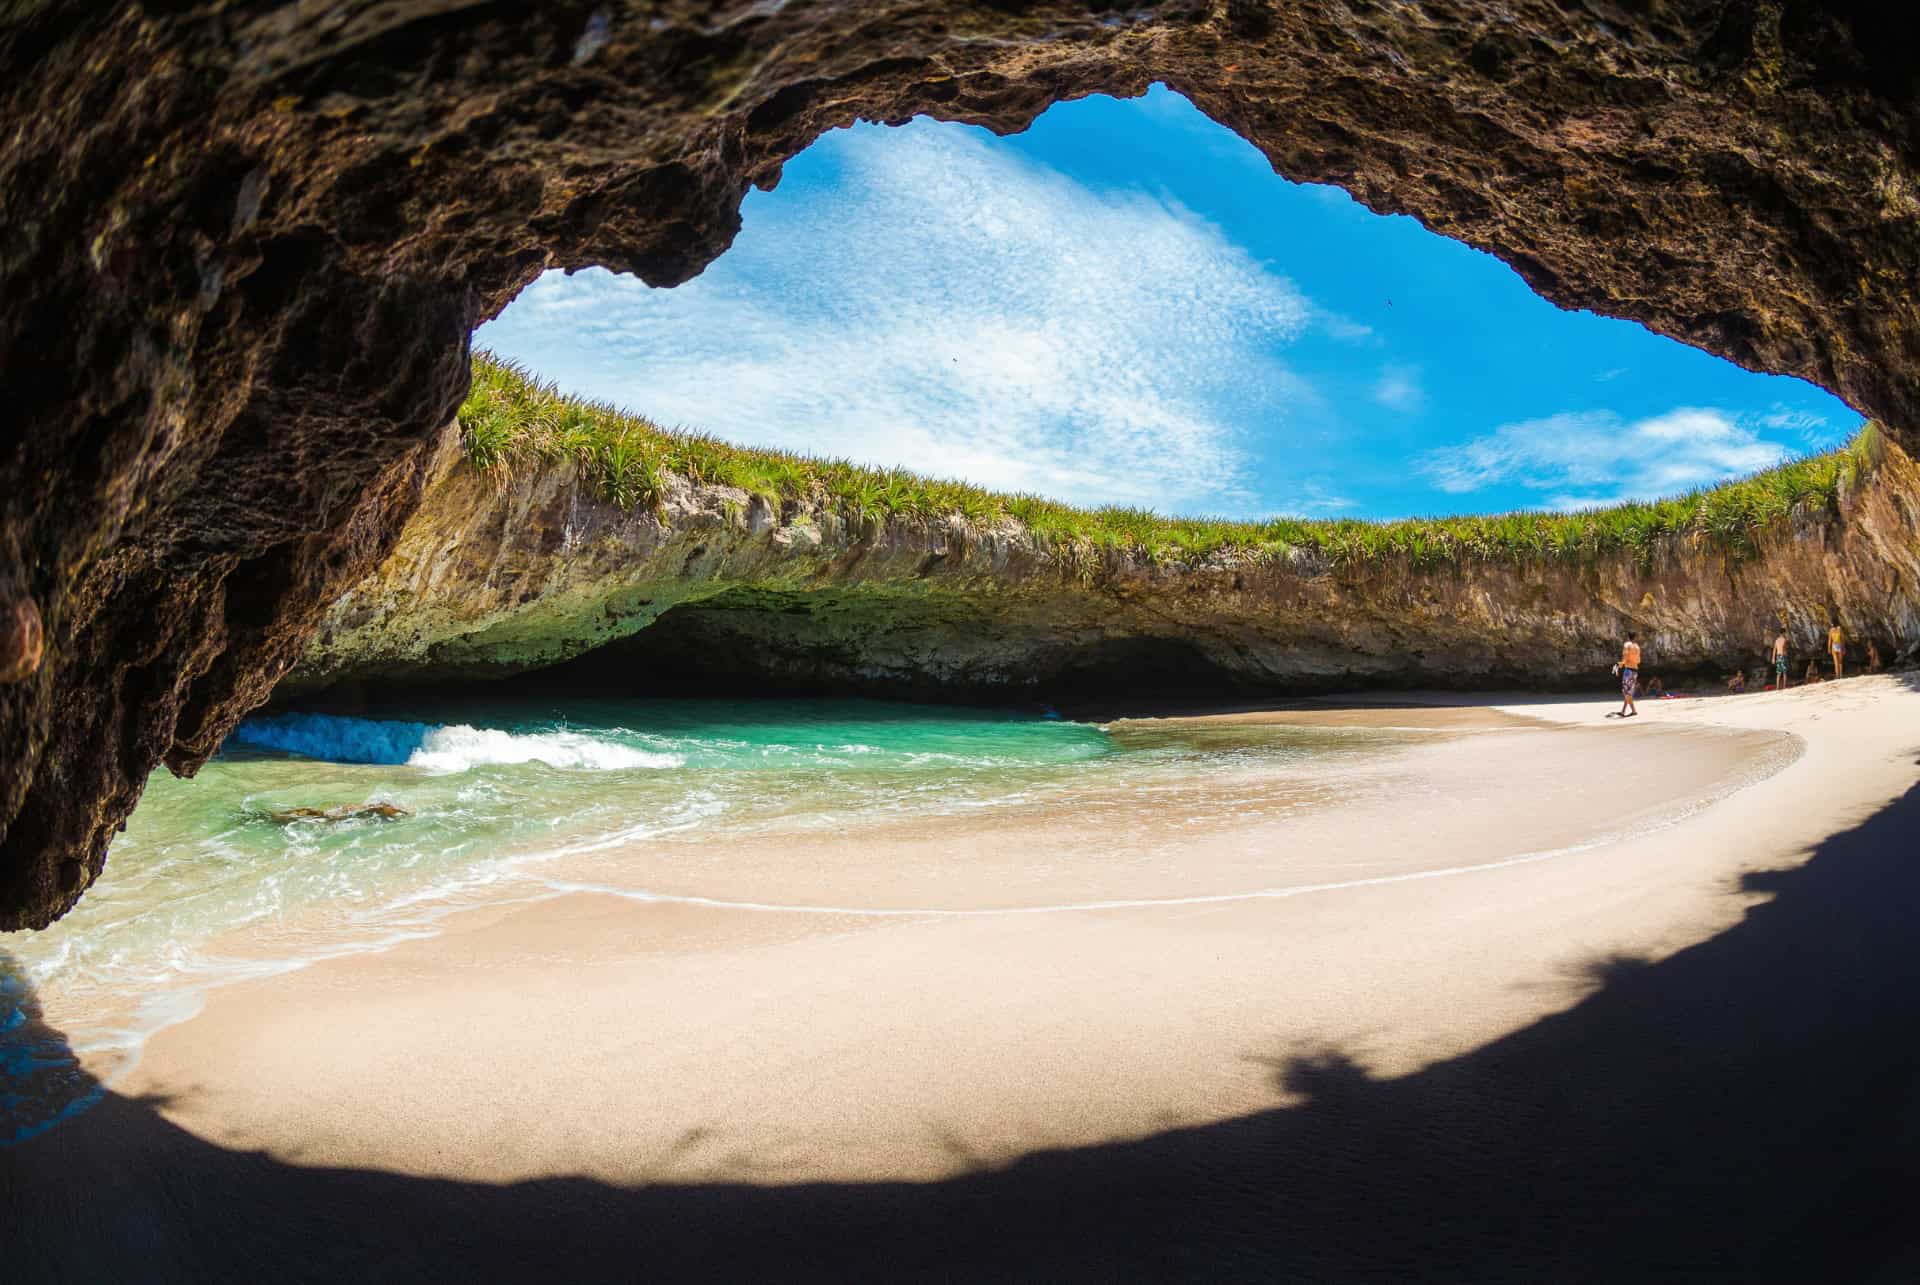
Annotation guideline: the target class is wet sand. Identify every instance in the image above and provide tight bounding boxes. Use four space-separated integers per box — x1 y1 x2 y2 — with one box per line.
8 676 1920 1280
523 708 1789 913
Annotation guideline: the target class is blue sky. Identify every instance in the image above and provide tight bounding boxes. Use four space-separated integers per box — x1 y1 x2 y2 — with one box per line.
477 86 1860 520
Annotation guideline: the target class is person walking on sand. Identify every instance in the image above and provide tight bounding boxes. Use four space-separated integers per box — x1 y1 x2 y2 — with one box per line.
1610 632 1642 718
1772 630 1790 691
1829 621 1847 680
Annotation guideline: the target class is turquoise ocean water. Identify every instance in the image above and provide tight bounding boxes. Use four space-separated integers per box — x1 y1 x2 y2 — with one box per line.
4 696 1427 1130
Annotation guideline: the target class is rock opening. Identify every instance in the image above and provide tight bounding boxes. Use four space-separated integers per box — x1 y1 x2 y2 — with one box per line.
4 1 1918 926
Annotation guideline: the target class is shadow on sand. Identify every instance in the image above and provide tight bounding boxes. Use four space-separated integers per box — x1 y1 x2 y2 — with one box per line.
6 774 1920 1281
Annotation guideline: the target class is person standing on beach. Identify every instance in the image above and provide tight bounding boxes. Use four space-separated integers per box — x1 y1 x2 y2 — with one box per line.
1829 621 1847 680
1772 630 1790 691
1612 632 1642 718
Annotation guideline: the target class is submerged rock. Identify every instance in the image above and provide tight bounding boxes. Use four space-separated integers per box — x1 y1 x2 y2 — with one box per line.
264 802 411 825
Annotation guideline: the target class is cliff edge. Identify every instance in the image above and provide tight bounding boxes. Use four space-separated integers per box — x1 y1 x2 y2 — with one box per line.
291 423 1920 700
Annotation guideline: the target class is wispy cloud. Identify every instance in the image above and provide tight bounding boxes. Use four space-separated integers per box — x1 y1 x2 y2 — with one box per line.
481 119 1315 513
1753 401 1852 449
1290 481 1356 515
1372 364 1425 413
1756 404 1823 433
1419 407 1788 508
1316 310 1376 344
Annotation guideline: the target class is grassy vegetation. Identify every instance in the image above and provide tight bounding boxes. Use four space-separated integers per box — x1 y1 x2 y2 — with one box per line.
461 350 1886 574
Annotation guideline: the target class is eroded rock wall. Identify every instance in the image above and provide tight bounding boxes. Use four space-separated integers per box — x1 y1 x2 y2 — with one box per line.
4 2 1919 925
289 432 1920 700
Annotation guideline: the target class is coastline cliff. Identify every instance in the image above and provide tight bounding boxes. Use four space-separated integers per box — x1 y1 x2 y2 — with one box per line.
289 388 1920 700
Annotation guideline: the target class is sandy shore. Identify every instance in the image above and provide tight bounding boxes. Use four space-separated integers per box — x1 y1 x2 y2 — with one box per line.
9 675 1920 1280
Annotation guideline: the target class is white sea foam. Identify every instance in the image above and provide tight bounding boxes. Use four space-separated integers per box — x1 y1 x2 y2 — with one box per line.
405 725 683 773
230 712 683 773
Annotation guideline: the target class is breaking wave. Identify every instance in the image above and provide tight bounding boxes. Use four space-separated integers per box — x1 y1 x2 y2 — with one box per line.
407 725 680 773
230 712 682 772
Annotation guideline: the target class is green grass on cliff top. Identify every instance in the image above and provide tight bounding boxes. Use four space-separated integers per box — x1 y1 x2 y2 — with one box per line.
462 351 1885 572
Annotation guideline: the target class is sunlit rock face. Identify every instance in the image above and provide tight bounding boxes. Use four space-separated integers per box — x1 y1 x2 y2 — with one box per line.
290 430 1920 703
2 2 1917 926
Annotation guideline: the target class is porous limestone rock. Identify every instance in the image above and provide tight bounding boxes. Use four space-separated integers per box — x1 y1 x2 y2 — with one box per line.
3 2 1918 925
290 430 1920 701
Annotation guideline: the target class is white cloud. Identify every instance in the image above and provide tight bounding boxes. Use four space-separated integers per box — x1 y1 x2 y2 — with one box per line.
1420 407 1788 506
481 120 1315 514
1291 481 1357 514
1752 401 1856 450
1756 404 1824 434
1372 364 1425 413
1542 494 1619 513
1312 306 1376 344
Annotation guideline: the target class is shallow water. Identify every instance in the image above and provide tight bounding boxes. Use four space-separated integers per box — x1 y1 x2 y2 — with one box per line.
7 697 1435 1081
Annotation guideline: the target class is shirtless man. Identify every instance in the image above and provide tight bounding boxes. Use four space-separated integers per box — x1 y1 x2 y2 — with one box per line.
1829 621 1847 680
1772 630 1790 691
1611 632 1642 718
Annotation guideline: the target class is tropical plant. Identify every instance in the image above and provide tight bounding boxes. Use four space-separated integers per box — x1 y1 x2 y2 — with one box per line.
459 350 1884 573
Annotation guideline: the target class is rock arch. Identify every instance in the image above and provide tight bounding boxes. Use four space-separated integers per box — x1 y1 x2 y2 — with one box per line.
2 0 1916 926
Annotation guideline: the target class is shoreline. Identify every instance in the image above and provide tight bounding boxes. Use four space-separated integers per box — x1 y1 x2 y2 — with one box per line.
8 675 1919 1279
11 698 1582 1080
35 700 1789 1077
59 685 1900 1167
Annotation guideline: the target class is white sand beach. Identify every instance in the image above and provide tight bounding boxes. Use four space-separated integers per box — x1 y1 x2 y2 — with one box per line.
10 675 1919 1281
80 677 1916 1180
